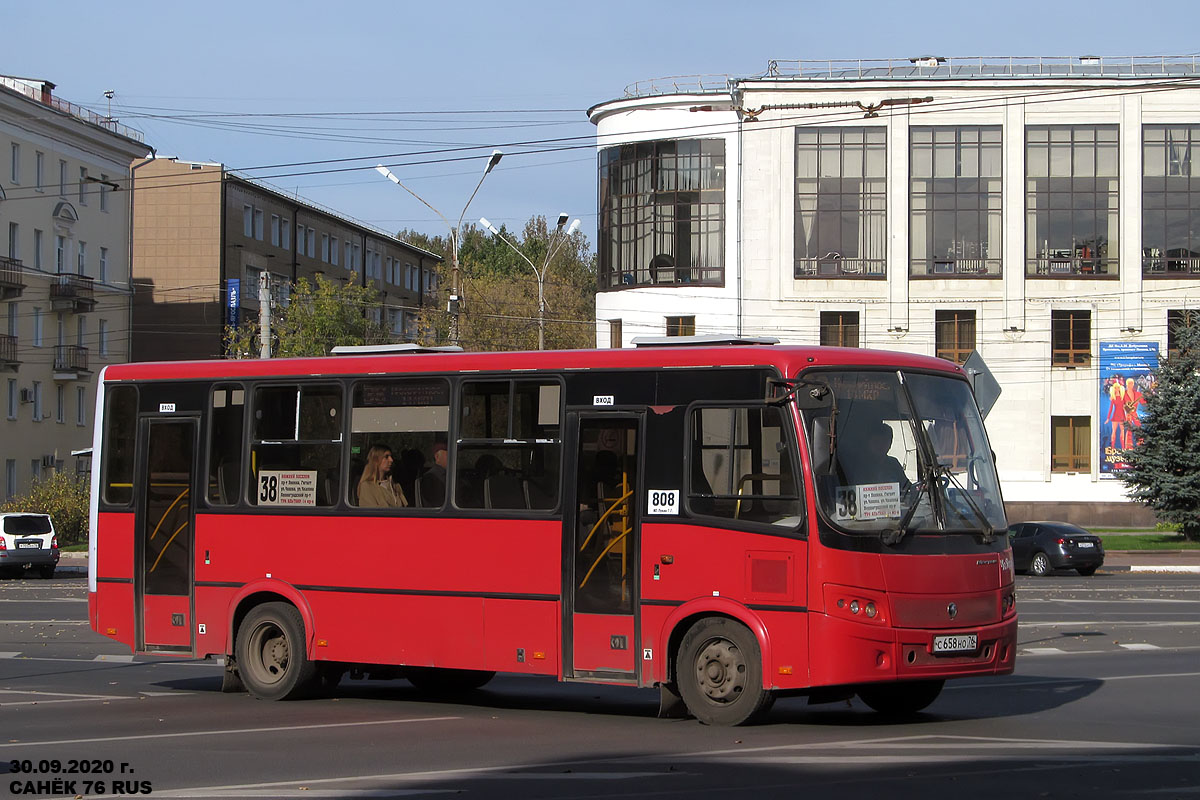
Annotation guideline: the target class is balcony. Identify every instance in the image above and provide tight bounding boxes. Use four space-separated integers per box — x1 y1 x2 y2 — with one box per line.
0 256 25 300
53 345 90 381
794 256 886 278
0 334 18 372
1028 251 1114 277
50 274 96 312
1143 256 1200 277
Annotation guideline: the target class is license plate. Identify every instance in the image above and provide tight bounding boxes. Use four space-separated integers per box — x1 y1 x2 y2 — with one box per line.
932 634 978 653
16 542 40 549
1076 542 1094 548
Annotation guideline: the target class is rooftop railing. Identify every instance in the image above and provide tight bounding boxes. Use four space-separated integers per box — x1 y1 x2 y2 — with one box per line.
0 76 145 143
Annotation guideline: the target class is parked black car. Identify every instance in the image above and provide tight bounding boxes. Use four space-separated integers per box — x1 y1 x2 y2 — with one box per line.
1007 521 1105 576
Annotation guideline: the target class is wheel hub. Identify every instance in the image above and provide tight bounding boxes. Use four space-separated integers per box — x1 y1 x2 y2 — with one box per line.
695 639 746 702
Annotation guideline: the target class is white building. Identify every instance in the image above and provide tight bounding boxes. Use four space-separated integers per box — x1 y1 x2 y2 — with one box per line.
1 77 150 500
589 56 1200 525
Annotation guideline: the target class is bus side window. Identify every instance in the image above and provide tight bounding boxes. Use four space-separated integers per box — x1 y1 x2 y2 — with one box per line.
207 384 245 505
101 385 138 506
249 384 343 508
687 405 803 528
457 379 561 511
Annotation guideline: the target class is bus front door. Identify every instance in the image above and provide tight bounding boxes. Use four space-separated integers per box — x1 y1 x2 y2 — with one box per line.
135 417 197 653
564 415 640 680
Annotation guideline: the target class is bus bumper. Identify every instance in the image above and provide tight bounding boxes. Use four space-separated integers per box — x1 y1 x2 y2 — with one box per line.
808 613 1017 687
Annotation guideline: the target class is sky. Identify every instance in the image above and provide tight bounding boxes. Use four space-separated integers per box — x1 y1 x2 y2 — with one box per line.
7 0 1200 248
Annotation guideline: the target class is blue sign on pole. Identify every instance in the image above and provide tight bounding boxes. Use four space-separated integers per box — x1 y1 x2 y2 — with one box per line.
227 279 240 327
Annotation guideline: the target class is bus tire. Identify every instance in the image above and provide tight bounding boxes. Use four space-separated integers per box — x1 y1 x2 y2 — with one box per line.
404 667 495 693
676 617 774 726
858 679 944 716
235 602 316 701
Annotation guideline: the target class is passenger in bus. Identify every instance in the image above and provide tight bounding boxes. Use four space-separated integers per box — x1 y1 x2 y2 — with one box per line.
846 423 911 491
357 444 409 508
418 441 448 506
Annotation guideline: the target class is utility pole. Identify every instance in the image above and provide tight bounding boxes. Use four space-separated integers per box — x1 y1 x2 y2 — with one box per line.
258 271 272 358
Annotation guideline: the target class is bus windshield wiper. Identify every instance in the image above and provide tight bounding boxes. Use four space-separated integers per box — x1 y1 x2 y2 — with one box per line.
935 463 996 543
881 462 934 546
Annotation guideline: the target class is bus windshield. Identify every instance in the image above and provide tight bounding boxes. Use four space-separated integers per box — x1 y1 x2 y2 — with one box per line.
802 370 1006 538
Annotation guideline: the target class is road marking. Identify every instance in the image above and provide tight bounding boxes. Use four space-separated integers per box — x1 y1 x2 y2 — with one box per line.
0 652 20 658
0 597 86 602
93 654 135 662
1020 620 1200 627
1119 643 1162 650
0 688 136 707
0 619 88 625
0 716 463 748
1023 647 1067 654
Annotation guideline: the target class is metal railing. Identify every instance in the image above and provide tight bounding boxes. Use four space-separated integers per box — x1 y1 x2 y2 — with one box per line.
0 76 144 142
0 255 24 289
50 273 96 304
53 344 89 373
0 334 17 365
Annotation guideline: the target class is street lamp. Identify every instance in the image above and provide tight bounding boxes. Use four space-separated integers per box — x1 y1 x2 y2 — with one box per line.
375 149 503 344
479 213 581 350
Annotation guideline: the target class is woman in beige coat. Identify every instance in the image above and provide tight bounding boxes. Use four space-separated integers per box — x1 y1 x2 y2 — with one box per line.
357 444 408 508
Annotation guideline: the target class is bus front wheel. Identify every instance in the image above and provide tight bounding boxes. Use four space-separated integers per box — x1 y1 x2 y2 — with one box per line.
236 602 317 700
857 679 944 716
676 617 774 725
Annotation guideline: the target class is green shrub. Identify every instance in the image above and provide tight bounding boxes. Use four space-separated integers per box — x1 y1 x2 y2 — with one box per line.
0 472 89 546
1154 521 1182 532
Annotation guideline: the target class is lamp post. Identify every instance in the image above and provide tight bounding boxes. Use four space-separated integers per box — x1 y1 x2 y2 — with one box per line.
375 149 502 345
479 213 580 350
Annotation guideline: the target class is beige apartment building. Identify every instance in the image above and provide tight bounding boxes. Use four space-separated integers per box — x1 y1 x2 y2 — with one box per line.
131 158 443 362
2 76 150 500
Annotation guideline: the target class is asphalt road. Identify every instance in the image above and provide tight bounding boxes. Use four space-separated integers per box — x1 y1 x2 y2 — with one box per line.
1 573 1198 799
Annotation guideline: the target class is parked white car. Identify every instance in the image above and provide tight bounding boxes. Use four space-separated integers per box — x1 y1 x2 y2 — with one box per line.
0 513 60 579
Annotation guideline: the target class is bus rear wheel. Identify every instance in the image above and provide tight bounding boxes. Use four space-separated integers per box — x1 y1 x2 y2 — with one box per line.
236 602 316 700
676 617 774 726
858 679 944 716
404 667 495 693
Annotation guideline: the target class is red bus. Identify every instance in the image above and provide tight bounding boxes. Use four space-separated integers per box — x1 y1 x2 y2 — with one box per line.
88 338 1015 725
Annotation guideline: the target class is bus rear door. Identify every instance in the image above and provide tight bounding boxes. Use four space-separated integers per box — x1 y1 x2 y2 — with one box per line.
135 416 197 653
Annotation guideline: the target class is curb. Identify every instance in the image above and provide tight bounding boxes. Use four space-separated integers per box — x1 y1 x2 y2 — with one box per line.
1101 565 1200 574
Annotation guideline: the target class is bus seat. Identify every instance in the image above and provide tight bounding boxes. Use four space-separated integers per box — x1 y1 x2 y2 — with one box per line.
484 473 527 509
217 461 239 504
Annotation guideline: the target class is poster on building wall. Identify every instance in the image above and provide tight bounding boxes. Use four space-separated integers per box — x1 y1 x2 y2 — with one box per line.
227 279 240 327
1099 341 1158 478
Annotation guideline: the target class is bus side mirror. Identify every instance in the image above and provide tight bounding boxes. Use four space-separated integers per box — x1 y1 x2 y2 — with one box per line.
810 417 833 475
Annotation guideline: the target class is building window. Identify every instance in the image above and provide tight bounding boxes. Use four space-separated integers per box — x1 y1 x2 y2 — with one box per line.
33 229 42 269
243 205 254 237
666 315 695 337
99 174 109 211
7 222 17 260
78 167 88 204
1051 415 1091 472
56 385 65 423
77 241 86 275
1143 125 1200 276
6 378 15 420
935 310 976 364
77 386 86 425
1026 126 1119 276
795 127 887 278
32 381 42 422
910 127 1002 277
270 215 280 247
1051 309 1091 366
598 139 725 289
10 142 18 183
55 235 67 273
330 237 339 266
58 159 67 197
35 151 43 191
321 233 330 262
5 459 15 501
77 316 86 347
32 307 42 347
254 209 264 241
609 319 622 349
281 218 290 251
99 319 108 356
99 247 107 283
6 303 14 336
820 311 860 348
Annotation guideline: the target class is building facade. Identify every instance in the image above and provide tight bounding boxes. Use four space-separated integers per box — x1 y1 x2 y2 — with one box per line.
131 158 442 363
589 56 1200 524
1 76 150 500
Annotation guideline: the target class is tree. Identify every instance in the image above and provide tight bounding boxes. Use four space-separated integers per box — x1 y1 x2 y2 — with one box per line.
0 471 90 547
224 273 387 358
1122 318 1200 541
400 216 596 351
